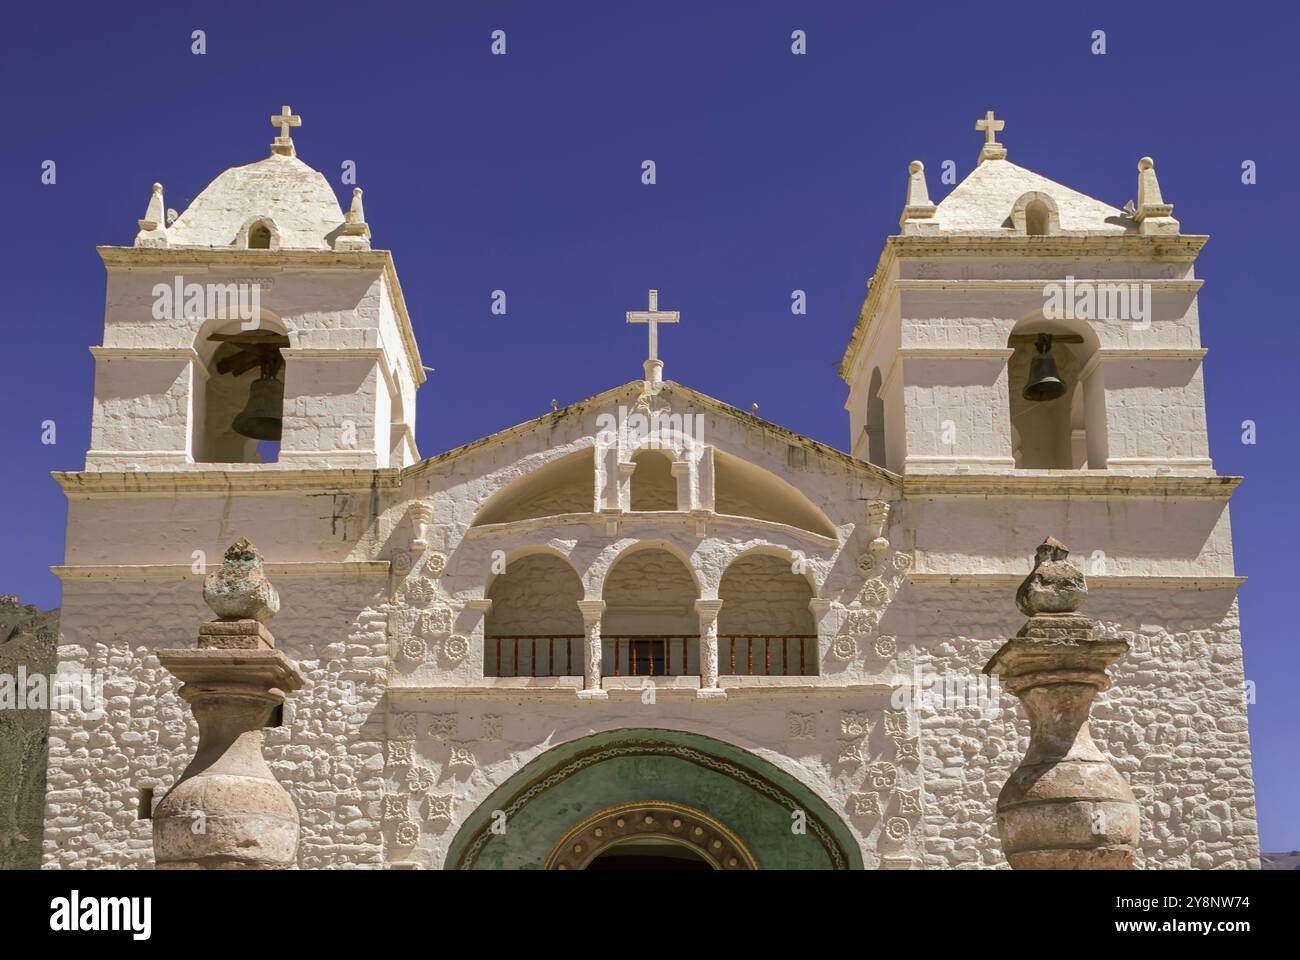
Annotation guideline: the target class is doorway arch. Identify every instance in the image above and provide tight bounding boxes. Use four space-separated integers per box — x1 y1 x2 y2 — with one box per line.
445 728 861 870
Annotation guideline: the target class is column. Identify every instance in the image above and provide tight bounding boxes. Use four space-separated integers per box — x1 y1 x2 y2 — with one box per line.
694 599 725 700
982 536 1139 869
576 600 607 701
152 537 305 869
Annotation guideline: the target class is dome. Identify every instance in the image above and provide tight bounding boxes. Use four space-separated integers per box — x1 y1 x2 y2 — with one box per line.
165 153 347 251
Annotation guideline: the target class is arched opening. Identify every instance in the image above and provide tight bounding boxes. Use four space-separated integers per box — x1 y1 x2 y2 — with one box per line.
718 553 817 676
248 222 272 249
472 449 596 525
864 367 886 468
194 317 288 464
445 728 862 870
483 552 584 677
1007 315 1106 469
585 839 714 871
1025 199 1051 236
601 546 699 676
713 450 838 537
629 449 677 511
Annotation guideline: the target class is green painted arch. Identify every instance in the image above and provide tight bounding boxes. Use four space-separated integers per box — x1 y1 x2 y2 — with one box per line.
445 728 862 870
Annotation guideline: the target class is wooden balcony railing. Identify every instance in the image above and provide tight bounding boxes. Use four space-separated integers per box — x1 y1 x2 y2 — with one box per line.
485 634 819 678
487 635 582 678
721 634 817 677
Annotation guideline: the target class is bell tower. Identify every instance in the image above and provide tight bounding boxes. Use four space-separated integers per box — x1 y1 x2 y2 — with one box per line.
840 114 1214 478
86 106 425 471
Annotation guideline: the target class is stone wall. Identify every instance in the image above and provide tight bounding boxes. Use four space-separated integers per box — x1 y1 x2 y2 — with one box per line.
906 584 1259 869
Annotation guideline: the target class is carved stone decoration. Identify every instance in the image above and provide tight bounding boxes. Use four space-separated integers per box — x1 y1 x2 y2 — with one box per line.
843 607 876 634
859 579 889 607
394 820 421 848
408 502 435 548
404 577 437 607
836 742 863 766
849 792 881 818
897 789 922 815
840 711 870 739
382 795 408 821
426 795 454 821
885 817 911 842
786 712 816 740
427 714 458 741
424 552 447 578
153 539 304 870
448 744 476 769
387 740 413 766
543 801 757 870
391 551 413 576
202 537 280 623
406 766 435 794
882 711 909 738
873 635 897 658
480 715 504 740
420 607 453 637
892 552 913 573
857 554 878 576
892 736 920 764
866 499 891 554
393 713 420 738
867 762 898 790
831 636 858 662
399 637 427 663
443 635 470 663
984 537 1139 870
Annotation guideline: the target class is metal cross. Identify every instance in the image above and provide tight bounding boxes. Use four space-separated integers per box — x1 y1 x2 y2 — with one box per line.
626 289 680 364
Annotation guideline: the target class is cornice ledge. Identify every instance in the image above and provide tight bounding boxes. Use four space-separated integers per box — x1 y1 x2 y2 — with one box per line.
53 467 402 496
902 473 1241 499
52 560 391 580
905 572 1246 590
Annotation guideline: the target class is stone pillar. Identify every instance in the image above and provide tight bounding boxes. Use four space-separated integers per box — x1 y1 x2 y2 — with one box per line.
152 538 305 869
983 537 1139 869
695 599 726 700
576 600 607 701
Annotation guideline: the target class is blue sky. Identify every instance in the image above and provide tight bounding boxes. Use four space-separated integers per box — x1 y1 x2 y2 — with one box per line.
2 1 1297 850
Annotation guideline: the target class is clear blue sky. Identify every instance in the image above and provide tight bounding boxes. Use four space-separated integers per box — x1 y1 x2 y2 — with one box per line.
2 1 1296 850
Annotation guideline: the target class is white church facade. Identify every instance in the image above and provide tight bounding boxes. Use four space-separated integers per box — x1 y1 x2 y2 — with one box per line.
41 109 1260 869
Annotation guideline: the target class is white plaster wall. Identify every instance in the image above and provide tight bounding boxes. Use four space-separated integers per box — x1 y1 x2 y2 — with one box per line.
46 382 1259 869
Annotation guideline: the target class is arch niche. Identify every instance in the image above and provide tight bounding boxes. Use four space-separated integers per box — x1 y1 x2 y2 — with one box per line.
445 728 861 870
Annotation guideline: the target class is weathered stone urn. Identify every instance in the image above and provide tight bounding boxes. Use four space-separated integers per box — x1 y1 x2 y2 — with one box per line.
984 537 1139 869
152 538 303 869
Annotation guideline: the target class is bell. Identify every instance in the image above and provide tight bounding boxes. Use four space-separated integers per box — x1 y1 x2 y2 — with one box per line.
232 373 284 440
1022 333 1066 402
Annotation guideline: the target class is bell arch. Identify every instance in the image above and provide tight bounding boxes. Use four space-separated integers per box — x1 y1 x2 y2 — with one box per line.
445 728 862 870
629 448 678 511
193 313 288 464
1007 312 1106 469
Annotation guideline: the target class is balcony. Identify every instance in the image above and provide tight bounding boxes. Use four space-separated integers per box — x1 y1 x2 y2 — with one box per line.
485 634 817 678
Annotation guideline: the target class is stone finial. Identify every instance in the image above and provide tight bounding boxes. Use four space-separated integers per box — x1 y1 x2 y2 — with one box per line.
134 182 169 248
866 499 891 553
153 537 305 869
984 535 1139 870
975 110 1007 163
1014 536 1086 616
898 161 938 231
335 187 373 251
1135 157 1179 235
203 537 280 623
